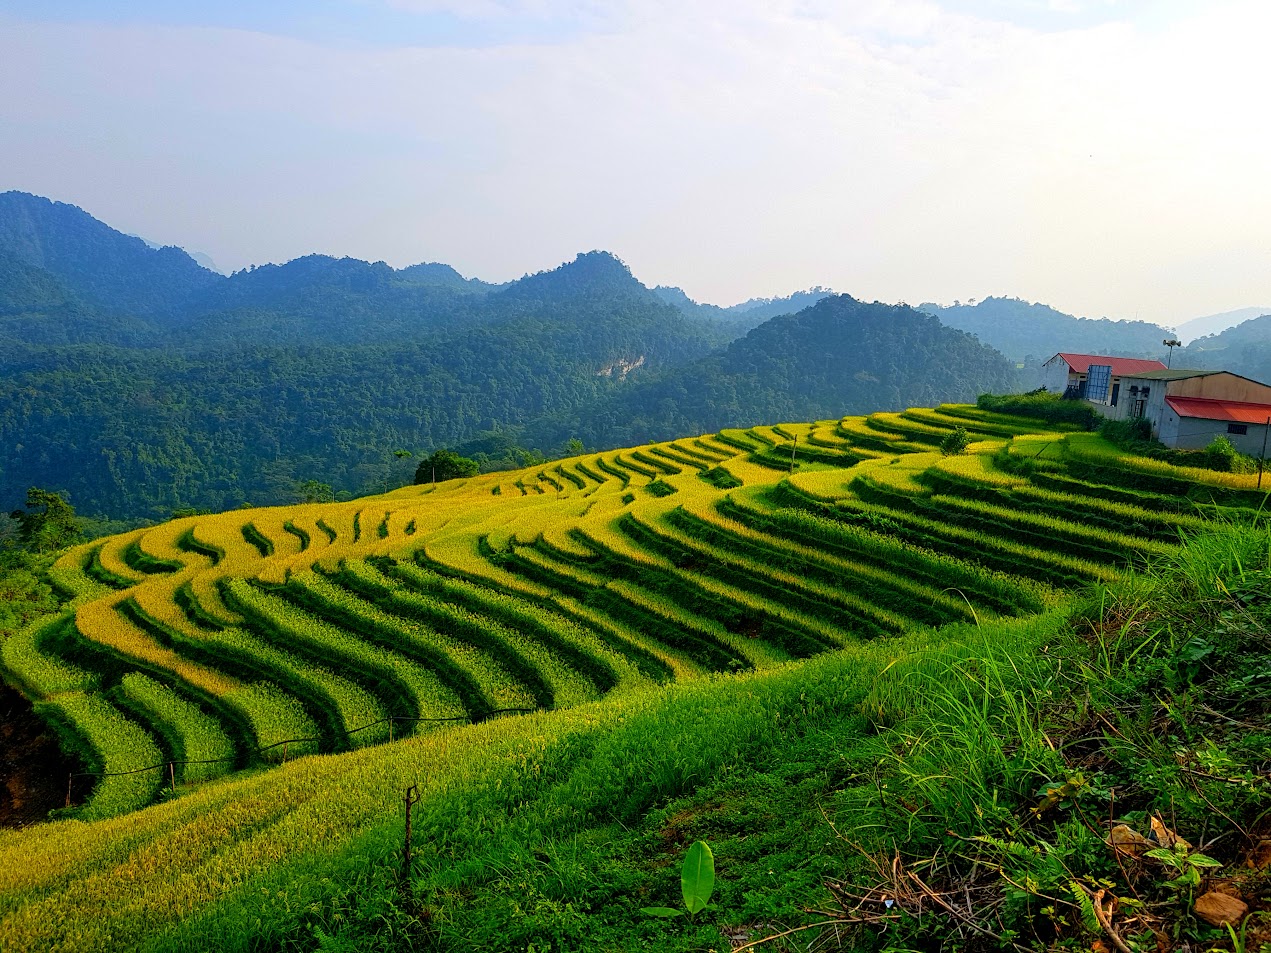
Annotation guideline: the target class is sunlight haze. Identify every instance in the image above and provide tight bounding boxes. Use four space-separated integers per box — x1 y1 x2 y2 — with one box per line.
1 0 1266 324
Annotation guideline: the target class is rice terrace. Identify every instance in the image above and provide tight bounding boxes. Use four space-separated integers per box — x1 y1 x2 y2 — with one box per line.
1 395 1268 951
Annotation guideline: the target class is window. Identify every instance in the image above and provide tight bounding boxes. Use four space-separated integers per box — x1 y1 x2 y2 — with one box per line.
1228 424 1248 435
1085 365 1112 403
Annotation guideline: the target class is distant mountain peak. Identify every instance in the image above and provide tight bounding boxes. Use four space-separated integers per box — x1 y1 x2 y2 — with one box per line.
0 190 222 316
554 250 636 284
1173 306 1271 343
503 250 647 300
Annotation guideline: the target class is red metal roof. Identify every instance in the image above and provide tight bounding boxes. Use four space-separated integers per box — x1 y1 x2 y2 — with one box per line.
1166 396 1271 424
1055 353 1167 376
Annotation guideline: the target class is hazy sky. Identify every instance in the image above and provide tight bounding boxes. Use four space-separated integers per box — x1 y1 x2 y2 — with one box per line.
2 0 1267 323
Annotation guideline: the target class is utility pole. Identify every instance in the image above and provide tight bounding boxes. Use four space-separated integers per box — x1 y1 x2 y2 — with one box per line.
789 434 798 472
1163 338 1182 368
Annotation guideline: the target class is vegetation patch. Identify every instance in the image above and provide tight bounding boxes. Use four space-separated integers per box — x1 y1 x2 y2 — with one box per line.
978 389 1100 429
2 402 1268 950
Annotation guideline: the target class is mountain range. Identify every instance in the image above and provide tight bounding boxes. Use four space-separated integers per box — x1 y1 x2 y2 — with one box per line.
1 189 1267 522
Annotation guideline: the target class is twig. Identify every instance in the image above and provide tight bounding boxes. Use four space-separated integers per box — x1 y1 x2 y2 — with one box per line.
905 868 1033 952
1197 704 1264 731
1078 884 1133 953
729 919 845 953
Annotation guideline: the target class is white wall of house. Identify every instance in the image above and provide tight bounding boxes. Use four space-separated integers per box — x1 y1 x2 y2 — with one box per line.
1228 422 1271 458
1219 421 1270 456
1162 411 1271 454
1078 374 1153 418
1040 357 1073 394
1101 380 1168 424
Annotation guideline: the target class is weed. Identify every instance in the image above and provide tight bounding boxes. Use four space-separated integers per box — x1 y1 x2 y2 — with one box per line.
641 840 716 921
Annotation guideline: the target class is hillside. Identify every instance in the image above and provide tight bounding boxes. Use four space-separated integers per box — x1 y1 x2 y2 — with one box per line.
653 285 833 332
1 402 1267 951
0 192 1023 522
0 249 734 519
0 192 221 318
1172 315 1271 385
920 295 1172 363
537 294 1020 449
1174 305 1271 342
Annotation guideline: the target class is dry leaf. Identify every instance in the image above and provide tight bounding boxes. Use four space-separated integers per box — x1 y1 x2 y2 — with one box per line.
1193 890 1248 927
1107 824 1151 858
1149 816 1191 851
1248 839 1271 870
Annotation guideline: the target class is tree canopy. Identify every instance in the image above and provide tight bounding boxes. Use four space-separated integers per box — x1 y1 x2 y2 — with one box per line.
414 449 480 484
9 487 82 553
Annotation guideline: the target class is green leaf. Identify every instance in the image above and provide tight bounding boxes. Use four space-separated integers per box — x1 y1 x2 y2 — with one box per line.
640 907 684 918
1186 852 1223 868
681 840 715 916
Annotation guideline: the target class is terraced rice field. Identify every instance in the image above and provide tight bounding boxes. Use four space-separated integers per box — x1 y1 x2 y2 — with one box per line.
5 404 1266 821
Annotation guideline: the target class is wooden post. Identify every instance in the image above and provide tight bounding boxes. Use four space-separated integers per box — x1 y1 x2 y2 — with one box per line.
1260 417 1270 490
169 762 176 794
66 773 73 808
402 784 420 884
389 717 394 743
282 741 289 764
789 435 797 472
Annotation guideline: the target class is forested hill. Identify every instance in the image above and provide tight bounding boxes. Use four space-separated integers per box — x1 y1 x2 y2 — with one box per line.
0 251 731 519
0 193 1021 522
0 191 221 317
528 295 1020 449
920 296 1171 363
652 285 833 332
1173 315 1271 384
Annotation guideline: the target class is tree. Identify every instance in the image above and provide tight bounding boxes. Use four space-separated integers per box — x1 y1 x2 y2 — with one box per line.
414 449 480 485
294 479 333 503
9 487 82 553
940 426 971 457
383 449 414 493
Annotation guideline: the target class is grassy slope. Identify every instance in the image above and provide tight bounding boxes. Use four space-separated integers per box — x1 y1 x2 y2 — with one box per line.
0 613 1064 953
1 407 1269 951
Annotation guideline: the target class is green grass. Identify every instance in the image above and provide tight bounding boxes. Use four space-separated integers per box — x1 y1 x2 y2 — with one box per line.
116 673 236 784
4 404 1269 951
43 692 166 820
296 565 533 715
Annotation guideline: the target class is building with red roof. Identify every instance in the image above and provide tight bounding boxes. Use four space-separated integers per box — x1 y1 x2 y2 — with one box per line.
1103 368 1271 453
1040 353 1167 402
1042 352 1271 452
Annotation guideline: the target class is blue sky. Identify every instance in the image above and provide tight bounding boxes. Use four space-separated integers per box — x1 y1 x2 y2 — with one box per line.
0 0 1193 44
0 0 1266 322
0 1 593 48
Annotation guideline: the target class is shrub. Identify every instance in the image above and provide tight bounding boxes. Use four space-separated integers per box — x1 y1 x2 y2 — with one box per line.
977 390 1100 429
1098 416 1153 447
1189 435 1258 473
939 426 970 456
